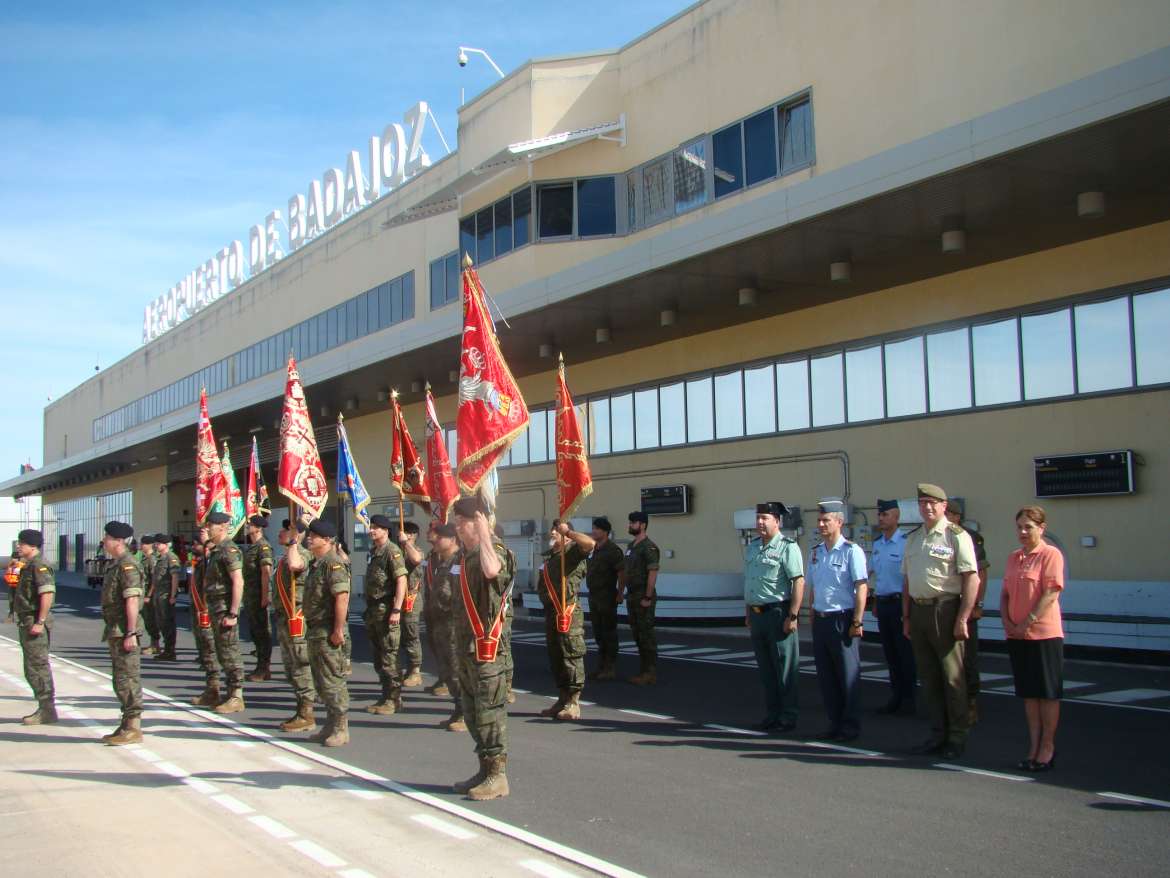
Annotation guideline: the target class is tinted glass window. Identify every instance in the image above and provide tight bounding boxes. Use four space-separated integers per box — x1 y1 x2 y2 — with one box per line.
459 217 476 263
659 382 685 446
686 377 713 442
510 424 529 465
430 259 445 310
589 398 611 454
712 124 743 198
926 328 971 411
884 336 926 416
1075 298 1132 392
743 109 778 186
390 278 402 323
445 254 459 307
810 353 844 426
377 285 391 328
674 140 707 213
744 364 776 434
642 156 672 225
610 392 634 452
475 207 494 262
777 359 810 430
367 286 380 330
1134 288 1170 384
627 172 638 229
634 388 659 448
1022 310 1074 399
528 408 548 462
513 187 532 247
538 184 574 238
345 299 357 341
494 198 513 256
846 346 884 422
971 319 1020 406
577 177 616 237
714 371 744 438
401 272 414 319
781 99 812 171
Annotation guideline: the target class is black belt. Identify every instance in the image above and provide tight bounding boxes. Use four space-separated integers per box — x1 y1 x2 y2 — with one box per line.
813 609 849 619
911 594 959 606
875 594 902 603
748 602 787 614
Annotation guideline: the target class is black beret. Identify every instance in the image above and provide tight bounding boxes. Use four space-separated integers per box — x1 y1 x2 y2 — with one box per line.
307 518 336 539
452 496 484 518
105 521 134 539
628 510 648 524
433 522 457 538
369 514 393 530
248 515 268 528
403 521 420 535
592 516 612 533
206 511 231 525
17 529 43 548
155 533 172 544
876 499 899 513
756 502 788 518
282 519 291 529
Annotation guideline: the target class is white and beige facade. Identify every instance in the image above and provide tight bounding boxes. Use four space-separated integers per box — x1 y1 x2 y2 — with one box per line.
6 0 1170 650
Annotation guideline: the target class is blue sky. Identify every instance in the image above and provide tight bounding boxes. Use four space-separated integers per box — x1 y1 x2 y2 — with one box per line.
0 0 690 477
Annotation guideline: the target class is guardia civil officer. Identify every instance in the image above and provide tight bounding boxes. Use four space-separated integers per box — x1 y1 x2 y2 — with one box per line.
12 529 57 725
743 502 804 733
99 521 145 745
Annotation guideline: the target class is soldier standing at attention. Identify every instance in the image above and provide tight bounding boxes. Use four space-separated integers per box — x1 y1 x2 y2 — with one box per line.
396 521 426 688
272 521 318 733
13 529 57 725
869 500 916 715
99 521 145 745
204 511 246 714
902 483 979 760
421 521 465 730
242 516 275 682
364 514 408 715
585 517 624 681
945 498 990 726
287 518 350 747
539 520 594 721
618 511 660 686
744 502 804 734
451 496 515 801
190 535 222 706
139 537 160 656
151 534 180 661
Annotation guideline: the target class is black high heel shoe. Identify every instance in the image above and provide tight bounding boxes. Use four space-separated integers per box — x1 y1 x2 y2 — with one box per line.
1016 758 1036 771
1030 752 1057 772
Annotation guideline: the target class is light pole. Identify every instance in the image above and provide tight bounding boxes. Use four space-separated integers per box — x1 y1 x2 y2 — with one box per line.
457 46 505 78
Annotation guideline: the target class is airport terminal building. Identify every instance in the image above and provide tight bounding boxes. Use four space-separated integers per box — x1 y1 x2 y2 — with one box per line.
5 0 1169 651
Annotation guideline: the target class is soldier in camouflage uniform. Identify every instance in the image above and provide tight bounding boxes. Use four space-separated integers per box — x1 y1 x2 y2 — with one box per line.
420 521 464 730
151 534 180 660
139 537 160 656
204 511 246 713
288 518 350 747
189 536 223 706
396 522 425 687
538 520 594 720
451 497 514 801
946 499 990 726
619 511 661 686
272 521 318 733
242 516 275 682
12 529 57 725
363 514 408 715
99 521 145 745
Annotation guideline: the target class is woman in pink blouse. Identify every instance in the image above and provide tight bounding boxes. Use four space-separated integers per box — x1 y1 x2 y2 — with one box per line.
1000 505 1064 772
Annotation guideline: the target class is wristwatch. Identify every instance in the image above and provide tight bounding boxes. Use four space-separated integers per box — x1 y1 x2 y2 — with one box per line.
786 613 798 622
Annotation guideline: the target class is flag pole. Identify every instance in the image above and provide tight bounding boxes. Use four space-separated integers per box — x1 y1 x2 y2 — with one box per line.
336 414 345 542
558 353 567 616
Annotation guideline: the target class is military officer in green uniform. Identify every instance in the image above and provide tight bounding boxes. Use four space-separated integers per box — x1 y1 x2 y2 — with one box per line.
13 529 57 725
242 516 275 682
139 537 160 656
618 511 661 686
99 521 145 745
272 521 318 733
396 521 425 687
189 534 223 706
451 497 515 801
946 498 990 725
287 518 351 747
204 511 246 714
421 521 464 730
151 534 180 660
539 520 595 720
364 514 409 715
585 517 624 681
902 483 979 760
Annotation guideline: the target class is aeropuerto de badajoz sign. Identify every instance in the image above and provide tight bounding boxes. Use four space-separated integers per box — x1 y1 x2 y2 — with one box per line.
142 102 435 344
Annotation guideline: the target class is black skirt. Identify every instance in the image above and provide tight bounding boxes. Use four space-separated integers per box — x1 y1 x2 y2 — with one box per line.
1007 637 1064 699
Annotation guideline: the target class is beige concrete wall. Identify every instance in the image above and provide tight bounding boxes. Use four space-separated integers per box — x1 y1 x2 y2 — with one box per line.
43 466 168 533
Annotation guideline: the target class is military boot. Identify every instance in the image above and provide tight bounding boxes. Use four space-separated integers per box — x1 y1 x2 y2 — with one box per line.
540 689 567 718
308 716 334 744
467 755 509 800
280 699 317 733
214 689 245 714
555 691 581 721
245 662 271 682
427 681 450 697
366 683 390 713
105 717 143 746
370 690 402 716
402 666 423 688
443 713 467 732
593 663 616 681
100 721 124 744
192 683 220 707
141 640 157 657
452 757 489 794
628 667 657 686
322 715 350 747
21 701 58 725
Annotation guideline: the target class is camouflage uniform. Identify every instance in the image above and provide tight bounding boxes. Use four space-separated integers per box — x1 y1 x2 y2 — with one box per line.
101 553 145 723
14 553 56 709
140 549 160 650
204 539 245 692
191 555 221 691
243 538 275 671
585 539 625 676
399 554 424 678
421 552 461 720
272 556 317 704
304 549 350 739
151 549 180 656
539 544 588 701
624 538 661 676
364 539 408 709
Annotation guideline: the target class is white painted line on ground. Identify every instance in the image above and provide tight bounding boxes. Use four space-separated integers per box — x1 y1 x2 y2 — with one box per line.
979 673 1012 683
580 700 596 706
618 709 673 721
519 859 581 878
329 779 382 800
210 794 254 815
1097 791 1170 808
934 763 1034 782
703 723 766 737
512 687 531 694
76 675 99 684
230 739 257 747
805 741 885 757
338 869 376 878
410 812 479 840
155 762 189 778
717 651 758 661
289 839 346 868
270 755 313 772
182 777 219 795
249 814 297 839
1079 688 1170 704
130 747 162 763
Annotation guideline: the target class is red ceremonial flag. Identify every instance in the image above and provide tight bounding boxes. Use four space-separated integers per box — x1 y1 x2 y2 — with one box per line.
555 354 593 519
390 390 430 505
277 356 329 519
456 257 529 494
246 435 271 518
195 388 225 526
423 384 459 524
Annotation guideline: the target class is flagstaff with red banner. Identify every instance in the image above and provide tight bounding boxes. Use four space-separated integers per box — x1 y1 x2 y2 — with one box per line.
553 353 593 633
246 435 271 519
389 389 430 530
195 388 225 527
423 383 459 524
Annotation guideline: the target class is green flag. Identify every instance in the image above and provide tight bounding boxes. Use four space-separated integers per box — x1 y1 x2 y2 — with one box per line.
212 440 247 539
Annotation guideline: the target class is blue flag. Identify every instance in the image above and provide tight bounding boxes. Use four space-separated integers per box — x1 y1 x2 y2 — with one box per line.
337 419 371 527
